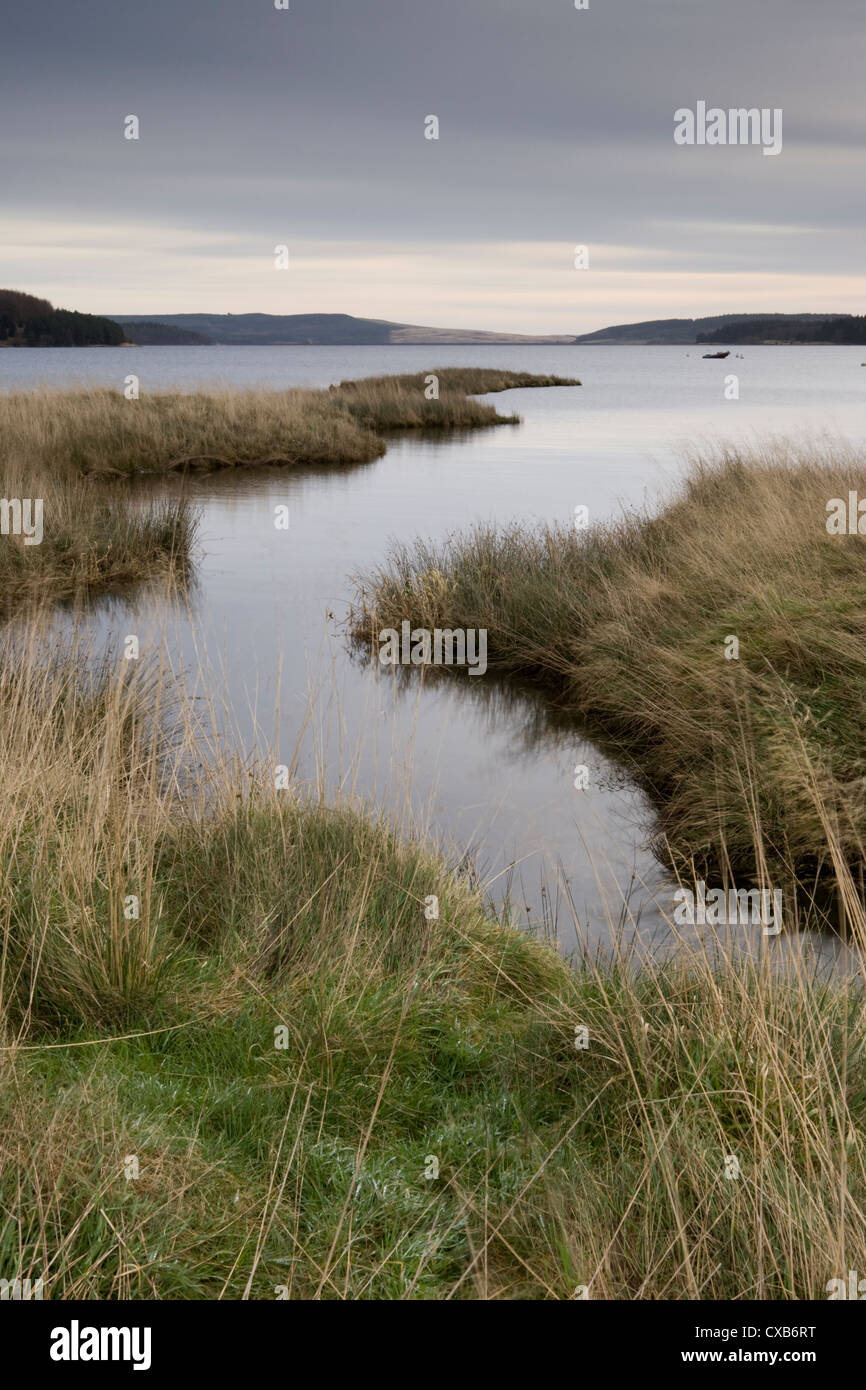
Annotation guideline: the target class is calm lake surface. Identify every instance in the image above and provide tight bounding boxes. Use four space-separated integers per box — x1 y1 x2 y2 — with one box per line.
4 343 866 962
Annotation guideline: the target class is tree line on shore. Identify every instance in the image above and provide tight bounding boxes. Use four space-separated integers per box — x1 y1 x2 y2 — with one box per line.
698 314 866 345
0 289 125 347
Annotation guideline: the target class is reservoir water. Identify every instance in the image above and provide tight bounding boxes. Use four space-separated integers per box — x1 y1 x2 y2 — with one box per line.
3 343 865 961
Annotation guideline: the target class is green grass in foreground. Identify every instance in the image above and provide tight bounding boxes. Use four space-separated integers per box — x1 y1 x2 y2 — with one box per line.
1 638 865 1299
352 443 866 904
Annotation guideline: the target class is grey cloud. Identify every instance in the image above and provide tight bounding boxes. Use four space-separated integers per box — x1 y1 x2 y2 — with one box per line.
3 0 864 316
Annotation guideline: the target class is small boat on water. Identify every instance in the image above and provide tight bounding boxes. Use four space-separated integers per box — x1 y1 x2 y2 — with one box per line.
702 350 731 359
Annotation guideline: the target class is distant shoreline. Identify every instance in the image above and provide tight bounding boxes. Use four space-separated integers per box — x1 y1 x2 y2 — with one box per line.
4 338 864 349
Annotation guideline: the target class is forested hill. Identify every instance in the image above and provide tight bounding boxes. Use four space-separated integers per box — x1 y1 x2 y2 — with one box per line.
0 290 125 346
697 315 866 345
573 313 853 345
120 321 211 345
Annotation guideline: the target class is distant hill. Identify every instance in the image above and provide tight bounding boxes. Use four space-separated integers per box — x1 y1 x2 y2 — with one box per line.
120 321 211 346
120 310 865 347
8 297 862 350
572 314 851 345
0 289 125 347
111 312 577 347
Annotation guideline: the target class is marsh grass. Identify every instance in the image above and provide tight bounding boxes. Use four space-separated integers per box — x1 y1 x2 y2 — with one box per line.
0 464 196 612
1 626 865 1299
0 369 575 608
0 369 579 479
352 441 866 908
331 368 580 433
0 387 385 477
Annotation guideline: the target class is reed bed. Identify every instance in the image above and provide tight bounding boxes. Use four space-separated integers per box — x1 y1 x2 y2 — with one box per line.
0 369 579 478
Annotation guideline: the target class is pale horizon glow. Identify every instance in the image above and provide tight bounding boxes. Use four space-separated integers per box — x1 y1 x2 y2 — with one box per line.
4 221 865 336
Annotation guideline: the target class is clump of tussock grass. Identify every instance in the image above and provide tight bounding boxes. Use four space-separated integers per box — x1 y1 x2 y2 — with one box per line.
0 464 196 612
0 370 578 478
0 630 186 1028
351 440 866 904
1 637 866 1298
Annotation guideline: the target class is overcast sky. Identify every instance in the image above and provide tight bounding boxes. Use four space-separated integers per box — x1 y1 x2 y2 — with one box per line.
2 0 864 333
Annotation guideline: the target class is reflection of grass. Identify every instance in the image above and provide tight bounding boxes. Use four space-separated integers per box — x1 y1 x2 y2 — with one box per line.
352 442 866 909
2 639 865 1299
0 369 580 478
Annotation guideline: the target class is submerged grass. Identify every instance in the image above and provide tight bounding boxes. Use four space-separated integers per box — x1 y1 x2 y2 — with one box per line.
1 628 865 1299
352 441 866 908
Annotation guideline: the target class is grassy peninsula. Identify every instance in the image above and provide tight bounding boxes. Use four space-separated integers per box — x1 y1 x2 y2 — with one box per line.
0 370 578 609
0 370 579 479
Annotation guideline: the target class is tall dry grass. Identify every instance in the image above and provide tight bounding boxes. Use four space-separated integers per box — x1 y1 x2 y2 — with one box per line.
0 369 579 478
0 623 864 1298
0 463 195 612
0 387 385 476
